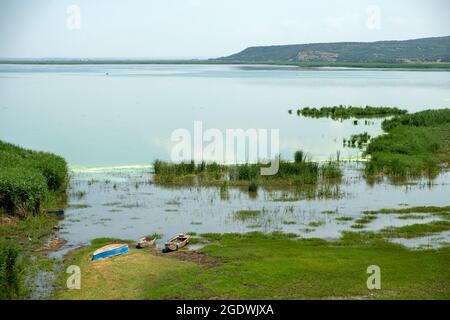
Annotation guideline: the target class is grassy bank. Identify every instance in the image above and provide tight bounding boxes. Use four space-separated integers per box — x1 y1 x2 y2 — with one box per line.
296 106 407 120
365 109 450 178
0 140 68 299
56 222 450 300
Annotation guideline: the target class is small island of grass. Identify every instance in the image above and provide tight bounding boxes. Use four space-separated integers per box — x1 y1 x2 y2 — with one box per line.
296 105 408 120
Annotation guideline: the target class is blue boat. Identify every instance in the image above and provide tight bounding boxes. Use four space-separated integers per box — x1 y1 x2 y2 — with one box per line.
47 209 64 217
92 244 129 261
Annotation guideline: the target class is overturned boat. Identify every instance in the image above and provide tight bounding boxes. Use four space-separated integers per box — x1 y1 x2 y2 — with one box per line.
164 234 190 252
92 243 129 261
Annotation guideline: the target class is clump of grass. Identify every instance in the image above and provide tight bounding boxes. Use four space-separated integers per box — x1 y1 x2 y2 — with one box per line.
321 209 337 215
364 205 450 215
351 223 365 229
294 150 307 163
397 214 428 220
282 220 297 225
354 215 377 225
248 182 258 193
308 220 325 227
343 132 371 149
379 221 450 239
247 224 262 229
233 210 261 221
335 216 354 221
320 162 343 180
272 196 300 202
0 243 26 300
297 105 407 120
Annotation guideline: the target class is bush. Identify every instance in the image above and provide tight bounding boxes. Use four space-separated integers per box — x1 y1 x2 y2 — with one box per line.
28 152 68 191
0 167 48 215
0 243 26 300
0 140 67 215
294 150 305 163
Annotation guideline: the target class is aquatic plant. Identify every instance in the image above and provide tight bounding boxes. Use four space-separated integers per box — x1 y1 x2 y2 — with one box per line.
343 132 371 148
294 150 306 163
233 210 261 221
248 182 258 193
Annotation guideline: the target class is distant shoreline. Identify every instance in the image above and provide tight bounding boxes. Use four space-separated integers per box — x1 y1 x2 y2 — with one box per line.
1 60 450 70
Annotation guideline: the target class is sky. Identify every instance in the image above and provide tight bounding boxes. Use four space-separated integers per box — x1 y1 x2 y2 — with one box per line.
0 0 449 59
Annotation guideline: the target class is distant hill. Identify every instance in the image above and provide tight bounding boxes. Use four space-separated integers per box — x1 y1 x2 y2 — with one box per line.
217 36 450 63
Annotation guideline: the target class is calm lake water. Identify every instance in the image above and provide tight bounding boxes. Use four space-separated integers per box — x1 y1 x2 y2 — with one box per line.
1 64 450 165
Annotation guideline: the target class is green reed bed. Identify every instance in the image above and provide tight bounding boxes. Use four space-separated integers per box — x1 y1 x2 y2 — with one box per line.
153 151 343 191
0 140 68 216
364 109 450 178
296 105 407 120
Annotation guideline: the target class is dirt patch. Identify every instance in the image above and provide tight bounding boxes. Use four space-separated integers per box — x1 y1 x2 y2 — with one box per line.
157 249 222 267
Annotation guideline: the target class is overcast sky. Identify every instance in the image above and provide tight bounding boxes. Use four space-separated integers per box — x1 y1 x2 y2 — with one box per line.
0 0 449 59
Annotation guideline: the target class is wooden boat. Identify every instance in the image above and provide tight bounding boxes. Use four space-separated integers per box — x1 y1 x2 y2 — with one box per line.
92 243 129 261
164 234 190 252
136 236 156 249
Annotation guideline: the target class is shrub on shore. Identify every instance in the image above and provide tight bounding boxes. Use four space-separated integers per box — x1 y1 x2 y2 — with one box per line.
0 243 26 300
0 140 68 215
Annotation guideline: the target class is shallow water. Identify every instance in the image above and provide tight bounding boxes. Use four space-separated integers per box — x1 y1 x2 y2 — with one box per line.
50 164 450 257
1 64 450 166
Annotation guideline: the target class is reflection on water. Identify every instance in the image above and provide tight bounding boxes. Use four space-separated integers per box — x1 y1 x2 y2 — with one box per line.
51 164 450 257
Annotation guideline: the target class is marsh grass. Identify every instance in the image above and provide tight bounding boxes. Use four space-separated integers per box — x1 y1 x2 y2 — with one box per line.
233 210 262 221
365 109 450 178
152 151 342 193
297 105 407 120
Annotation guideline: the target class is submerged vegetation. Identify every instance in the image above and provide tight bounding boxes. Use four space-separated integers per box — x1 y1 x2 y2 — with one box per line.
296 105 407 120
365 109 450 178
343 132 371 149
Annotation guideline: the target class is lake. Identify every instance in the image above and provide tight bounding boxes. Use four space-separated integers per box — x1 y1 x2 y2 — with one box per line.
1 64 450 166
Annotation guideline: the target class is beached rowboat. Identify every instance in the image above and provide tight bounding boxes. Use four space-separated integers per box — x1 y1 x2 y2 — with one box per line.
164 234 190 252
92 243 129 261
136 236 156 249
